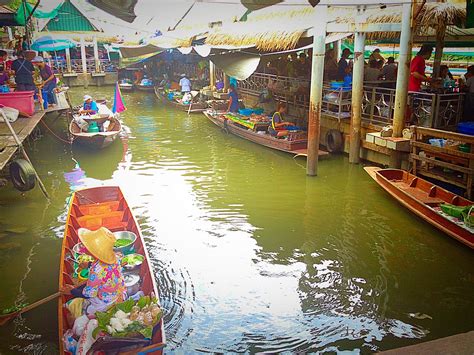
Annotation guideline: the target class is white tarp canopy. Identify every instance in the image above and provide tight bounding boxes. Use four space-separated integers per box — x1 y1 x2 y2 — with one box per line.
210 52 260 81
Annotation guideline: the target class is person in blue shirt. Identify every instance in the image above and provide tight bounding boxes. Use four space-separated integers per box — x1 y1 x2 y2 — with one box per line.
227 84 240 113
79 95 98 115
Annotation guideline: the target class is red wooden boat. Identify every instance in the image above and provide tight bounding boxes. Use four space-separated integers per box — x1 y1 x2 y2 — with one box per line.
204 109 328 157
154 87 208 113
59 186 166 353
365 167 474 249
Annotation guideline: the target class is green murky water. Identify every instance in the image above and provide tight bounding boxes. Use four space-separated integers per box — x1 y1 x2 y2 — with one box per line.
0 87 473 354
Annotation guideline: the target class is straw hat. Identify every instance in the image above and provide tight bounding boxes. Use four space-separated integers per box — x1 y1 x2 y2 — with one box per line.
78 227 116 264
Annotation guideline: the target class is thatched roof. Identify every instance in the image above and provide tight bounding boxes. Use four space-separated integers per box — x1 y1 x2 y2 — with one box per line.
205 2 467 51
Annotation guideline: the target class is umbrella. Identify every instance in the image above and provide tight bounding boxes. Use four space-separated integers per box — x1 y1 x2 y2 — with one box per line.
31 36 76 52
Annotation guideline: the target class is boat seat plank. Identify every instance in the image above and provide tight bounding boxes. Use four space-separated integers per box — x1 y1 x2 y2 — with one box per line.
393 182 445 205
75 210 126 230
76 201 121 215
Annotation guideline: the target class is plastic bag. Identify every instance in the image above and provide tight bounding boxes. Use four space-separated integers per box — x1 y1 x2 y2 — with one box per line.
0 106 19 123
76 319 98 355
62 329 77 354
73 314 89 338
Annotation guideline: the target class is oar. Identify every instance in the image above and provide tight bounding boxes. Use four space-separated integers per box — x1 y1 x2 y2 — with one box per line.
0 292 61 326
187 100 193 115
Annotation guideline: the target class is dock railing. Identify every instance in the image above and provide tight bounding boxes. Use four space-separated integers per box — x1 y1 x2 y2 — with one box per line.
237 72 465 129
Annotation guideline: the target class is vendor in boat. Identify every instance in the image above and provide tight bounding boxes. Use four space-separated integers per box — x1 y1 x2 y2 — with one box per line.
179 73 191 94
62 227 126 315
269 102 297 137
32 56 57 106
79 95 98 115
227 84 240 113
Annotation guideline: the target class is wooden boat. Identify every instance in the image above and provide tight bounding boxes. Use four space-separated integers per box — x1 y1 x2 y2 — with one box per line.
70 116 122 149
204 109 328 157
154 87 208 114
136 84 155 92
119 82 134 92
59 186 166 354
365 167 474 249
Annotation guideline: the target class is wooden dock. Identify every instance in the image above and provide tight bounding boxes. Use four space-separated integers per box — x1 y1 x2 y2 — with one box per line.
0 105 69 172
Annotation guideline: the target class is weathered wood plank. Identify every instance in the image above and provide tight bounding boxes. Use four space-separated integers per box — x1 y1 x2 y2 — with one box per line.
410 154 473 174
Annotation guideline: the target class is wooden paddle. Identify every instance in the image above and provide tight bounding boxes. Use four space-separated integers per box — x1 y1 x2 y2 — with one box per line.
0 292 61 326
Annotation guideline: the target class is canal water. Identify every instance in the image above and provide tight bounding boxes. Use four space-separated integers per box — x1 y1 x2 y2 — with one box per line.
0 87 473 354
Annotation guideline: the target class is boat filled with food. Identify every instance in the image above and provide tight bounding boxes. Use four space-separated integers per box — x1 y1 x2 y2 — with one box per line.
59 186 165 354
203 108 317 155
119 79 134 92
365 167 474 249
155 87 208 113
136 78 155 92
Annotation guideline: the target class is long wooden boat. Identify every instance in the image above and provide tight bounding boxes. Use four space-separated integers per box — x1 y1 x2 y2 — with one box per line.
119 82 134 92
59 186 166 354
154 87 208 113
204 109 327 157
70 116 122 149
365 167 474 249
136 84 155 92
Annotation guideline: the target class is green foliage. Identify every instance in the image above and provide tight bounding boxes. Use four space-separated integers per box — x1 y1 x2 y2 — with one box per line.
116 298 135 313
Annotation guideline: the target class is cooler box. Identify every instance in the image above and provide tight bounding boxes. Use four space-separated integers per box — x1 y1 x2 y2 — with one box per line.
0 91 35 117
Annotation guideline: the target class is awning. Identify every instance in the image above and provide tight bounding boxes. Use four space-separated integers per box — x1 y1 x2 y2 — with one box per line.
87 0 138 23
211 52 260 81
119 44 162 59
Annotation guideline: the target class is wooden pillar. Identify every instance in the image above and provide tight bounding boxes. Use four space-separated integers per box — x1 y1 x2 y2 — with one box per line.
65 47 72 73
80 36 88 88
432 23 446 79
349 31 366 164
93 36 100 73
306 5 327 176
391 1 414 168
209 60 216 89
224 74 230 91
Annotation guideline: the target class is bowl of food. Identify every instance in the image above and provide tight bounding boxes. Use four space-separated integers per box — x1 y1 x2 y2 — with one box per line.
113 231 137 254
121 253 145 274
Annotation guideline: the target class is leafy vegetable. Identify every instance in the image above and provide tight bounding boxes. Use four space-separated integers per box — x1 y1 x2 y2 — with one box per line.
114 239 132 248
1 303 29 315
137 295 150 309
116 298 135 313
121 254 144 266
139 326 153 339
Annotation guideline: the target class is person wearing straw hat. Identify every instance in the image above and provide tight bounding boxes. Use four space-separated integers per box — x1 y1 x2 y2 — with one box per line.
66 227 126 315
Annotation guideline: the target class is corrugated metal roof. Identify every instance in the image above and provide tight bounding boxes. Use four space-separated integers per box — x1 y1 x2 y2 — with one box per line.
44 1 98 32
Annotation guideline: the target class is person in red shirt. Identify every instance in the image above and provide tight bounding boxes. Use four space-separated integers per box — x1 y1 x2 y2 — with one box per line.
408 45 433 92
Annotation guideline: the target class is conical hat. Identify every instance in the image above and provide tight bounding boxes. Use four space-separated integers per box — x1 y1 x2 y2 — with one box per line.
78 227 116 264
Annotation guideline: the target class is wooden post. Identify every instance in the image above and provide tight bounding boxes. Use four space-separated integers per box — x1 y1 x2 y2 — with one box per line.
93 36 100 73
391 1 413 168
349 31 366 164
224 74 230 91
80 36 88 88
65 47 72 73
432 23 446 79
209 60 216 89
306 5 327 176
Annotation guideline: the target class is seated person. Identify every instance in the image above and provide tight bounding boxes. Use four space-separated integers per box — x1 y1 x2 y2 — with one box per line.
182 92 192 105
269 102 296 137
79 95 98 115
62 227 126 315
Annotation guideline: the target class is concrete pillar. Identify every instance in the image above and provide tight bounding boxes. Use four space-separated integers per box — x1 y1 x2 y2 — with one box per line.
349 32 366 164
209 60 216 89
306 5 327 176
391 1 413 168
432 23 446 79
65 47 72 73
224 74 230 91
93 36 100 73
80 36 88 88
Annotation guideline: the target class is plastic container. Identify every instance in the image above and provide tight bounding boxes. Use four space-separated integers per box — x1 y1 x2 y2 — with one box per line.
330 81 344 89
459 144 470 153
457 122 474 135
0 91 35 116
429 138 446 147
238 108 253 116
41 89 48 109
252 108 264 115
167 92 174 100
87 121 99 133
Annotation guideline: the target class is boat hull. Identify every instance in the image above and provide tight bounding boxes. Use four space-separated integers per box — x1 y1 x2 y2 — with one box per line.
119 84 134 92
365 167 474 249
70 118 121 149
59 186 165 354
136 85 155 92
154 87 208 113
204 110 313 154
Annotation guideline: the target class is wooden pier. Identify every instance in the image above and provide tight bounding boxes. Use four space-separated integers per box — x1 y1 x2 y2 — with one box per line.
0 104 69 172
